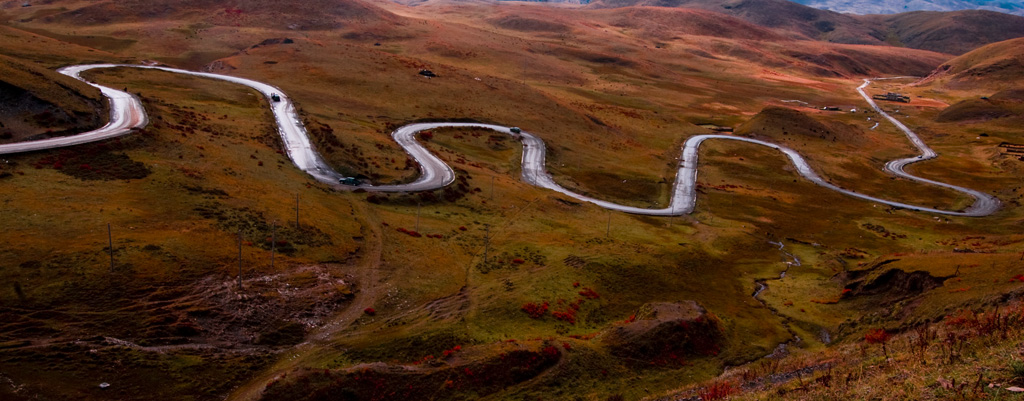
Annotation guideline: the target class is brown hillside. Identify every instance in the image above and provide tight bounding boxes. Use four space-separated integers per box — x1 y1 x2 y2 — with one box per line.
778 44 947 77
936 88 1024 123
877 10 1024 55
0 54 104 144
600 301 723 362
935 99 1013 123
40 0 398 29
596 7 785 41
588 0 875 42
488 15 572 33
736 106 866 145
923 37 1024 89
588 0 1024 55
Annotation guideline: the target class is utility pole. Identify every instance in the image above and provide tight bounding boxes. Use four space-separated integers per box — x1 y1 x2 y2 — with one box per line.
238 229 243 290
271 221 276 269
295 194 300 229
416 204 421 232
107 223 114 272
483 224 490 264
490 176 495 200
606 212 611 237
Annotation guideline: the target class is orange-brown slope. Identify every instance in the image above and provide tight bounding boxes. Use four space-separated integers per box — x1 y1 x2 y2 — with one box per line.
587 0 877 43
921 37 1024 91
38 0 400 30
873 10 1024 56
592 7 786 42
587 0 1024 55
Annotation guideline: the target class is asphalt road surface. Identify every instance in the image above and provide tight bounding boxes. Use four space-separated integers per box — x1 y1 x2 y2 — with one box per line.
0 65 999 217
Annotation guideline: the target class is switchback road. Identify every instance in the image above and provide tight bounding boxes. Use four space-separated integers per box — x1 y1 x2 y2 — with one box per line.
0 65 999 217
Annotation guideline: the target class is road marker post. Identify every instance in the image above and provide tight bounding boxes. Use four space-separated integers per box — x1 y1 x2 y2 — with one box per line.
483 224 490 264
107 223 114 272
238 229 243 290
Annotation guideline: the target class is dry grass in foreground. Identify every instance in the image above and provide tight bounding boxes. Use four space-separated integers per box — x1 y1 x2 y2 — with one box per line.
657 301 1024 401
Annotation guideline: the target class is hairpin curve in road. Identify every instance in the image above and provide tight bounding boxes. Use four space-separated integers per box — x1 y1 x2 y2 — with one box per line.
0 64 999 217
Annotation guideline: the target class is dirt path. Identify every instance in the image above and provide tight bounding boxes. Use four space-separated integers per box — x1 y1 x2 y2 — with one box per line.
228 201 385 401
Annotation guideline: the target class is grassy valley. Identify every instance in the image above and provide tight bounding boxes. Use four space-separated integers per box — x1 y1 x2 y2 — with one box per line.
0 0 1022 400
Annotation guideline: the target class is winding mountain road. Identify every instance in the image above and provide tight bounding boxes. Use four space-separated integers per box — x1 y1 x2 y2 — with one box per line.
0 64 1000 217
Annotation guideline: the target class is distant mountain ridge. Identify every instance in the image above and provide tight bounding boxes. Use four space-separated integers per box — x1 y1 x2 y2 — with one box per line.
790 0 1024 16
585 0 1024 54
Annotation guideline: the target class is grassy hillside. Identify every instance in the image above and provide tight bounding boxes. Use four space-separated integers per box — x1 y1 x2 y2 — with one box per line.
927 37 1024 90
0 54 105 143
0 1 1023 400
878 10 1024 55
587 0 1024 55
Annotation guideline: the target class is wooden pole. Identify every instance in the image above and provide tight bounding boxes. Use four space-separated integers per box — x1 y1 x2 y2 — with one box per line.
107 223 114 272
238 229 243 290
295 194 300 229
271 221 276 269
606 212 611 237
483 224 490 264
416 204 421 232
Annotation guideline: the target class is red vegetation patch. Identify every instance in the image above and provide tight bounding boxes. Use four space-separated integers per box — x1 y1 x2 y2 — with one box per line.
396 227 422 237
864 328 890 344
578 287 600 299
698 381 739 400
521 302 549 319
363 308 376 316
551 299 584 324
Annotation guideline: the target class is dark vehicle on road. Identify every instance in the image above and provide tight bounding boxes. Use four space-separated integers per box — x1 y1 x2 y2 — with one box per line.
510 127 521 134
271 93 281 102
339 177 360 186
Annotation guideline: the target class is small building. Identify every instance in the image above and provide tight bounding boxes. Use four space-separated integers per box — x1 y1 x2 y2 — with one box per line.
872 92 910 103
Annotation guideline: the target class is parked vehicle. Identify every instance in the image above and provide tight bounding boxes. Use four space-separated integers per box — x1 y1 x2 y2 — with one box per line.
271 93 281 102
510 127 521 134
339 177 360 186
